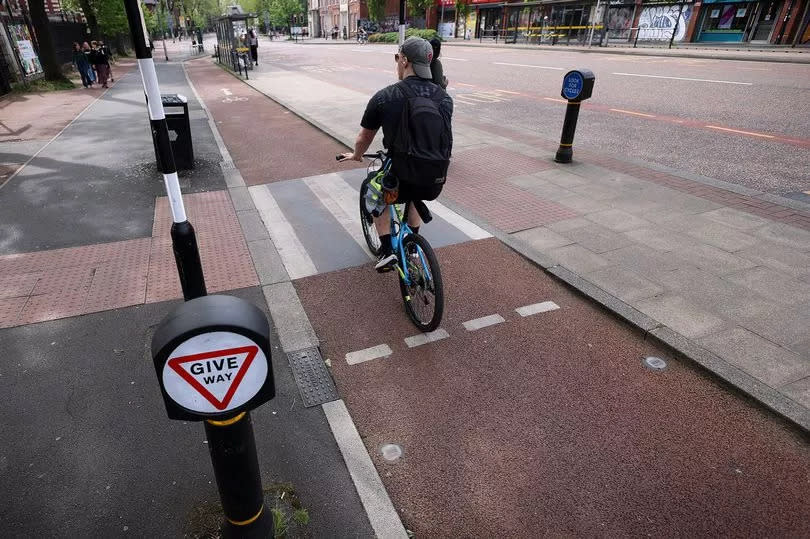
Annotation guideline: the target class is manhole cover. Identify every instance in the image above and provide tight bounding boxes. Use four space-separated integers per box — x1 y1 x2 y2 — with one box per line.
643 356 667 370
380 444 403 462
287 347 338 407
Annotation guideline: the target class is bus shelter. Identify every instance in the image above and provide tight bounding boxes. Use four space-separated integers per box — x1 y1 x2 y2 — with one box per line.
215 12 257 75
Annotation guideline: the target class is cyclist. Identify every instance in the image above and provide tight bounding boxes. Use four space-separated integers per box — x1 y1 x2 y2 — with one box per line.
339 36 453 272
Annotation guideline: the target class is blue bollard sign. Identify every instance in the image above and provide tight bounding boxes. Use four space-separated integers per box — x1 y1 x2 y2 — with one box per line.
560 69 595 101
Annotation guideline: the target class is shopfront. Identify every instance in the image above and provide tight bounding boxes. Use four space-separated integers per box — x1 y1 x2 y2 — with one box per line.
501 2 598 44
636 2 694 42
695 0 763 41
437 0 456 37
473 0 505 38
606 0 638 41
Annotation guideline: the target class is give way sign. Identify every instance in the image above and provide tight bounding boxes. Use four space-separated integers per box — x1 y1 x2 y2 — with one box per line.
162 331 269 414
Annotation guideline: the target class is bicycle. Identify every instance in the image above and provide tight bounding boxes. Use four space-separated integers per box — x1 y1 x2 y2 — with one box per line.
338 151 445 332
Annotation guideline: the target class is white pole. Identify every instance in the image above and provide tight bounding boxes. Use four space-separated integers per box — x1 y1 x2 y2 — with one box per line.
588 0 601 47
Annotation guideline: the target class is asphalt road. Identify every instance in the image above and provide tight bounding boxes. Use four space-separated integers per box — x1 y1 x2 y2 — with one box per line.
259 40 810 197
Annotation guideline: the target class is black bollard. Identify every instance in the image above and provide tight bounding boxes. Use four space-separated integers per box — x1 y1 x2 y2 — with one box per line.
554 69 595 164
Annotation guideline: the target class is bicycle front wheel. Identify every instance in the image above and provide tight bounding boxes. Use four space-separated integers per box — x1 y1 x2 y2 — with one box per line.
398 234 444 332
359 179 382 256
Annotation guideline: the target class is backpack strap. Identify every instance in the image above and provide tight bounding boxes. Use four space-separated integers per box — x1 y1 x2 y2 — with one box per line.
397 80 416 99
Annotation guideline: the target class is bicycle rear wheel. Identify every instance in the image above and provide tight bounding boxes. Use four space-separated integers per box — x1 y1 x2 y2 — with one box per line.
359 179 382 256
398 234 444 332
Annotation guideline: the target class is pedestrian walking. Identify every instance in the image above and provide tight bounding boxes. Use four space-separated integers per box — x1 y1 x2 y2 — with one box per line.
81 42 96 85
72 42 92 88
99 40 114 82
429 37 448 89
91 41 111 88
248 28 258 65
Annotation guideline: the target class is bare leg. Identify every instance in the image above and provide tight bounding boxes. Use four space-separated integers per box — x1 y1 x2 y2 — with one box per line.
373 206 391 236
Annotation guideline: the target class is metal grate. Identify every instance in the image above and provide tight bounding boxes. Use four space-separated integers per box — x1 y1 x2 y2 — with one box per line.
287 347 339 407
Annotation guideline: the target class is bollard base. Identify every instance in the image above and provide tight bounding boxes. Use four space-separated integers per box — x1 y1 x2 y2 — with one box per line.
554 146 573 164
222 504 273 539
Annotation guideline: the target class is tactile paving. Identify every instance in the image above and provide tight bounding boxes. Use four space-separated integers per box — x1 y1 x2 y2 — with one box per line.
287 347 339 408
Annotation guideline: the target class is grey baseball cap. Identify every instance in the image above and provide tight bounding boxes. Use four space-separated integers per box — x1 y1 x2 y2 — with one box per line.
400 36 433 79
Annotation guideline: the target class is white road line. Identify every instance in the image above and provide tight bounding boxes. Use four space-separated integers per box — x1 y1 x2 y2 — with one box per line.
516 301 560 317
496 89 523 95
404 328 450 348
704 125 775 139
611 72 753 85
609 108 656 118
322 400 408 538
425 200 492 240
304 174 374 259
249 185 318 279
346 344 393 365
456 82 476 87
494 62 565 70
544 97 569 104
442 56 469 61
463 314 506 331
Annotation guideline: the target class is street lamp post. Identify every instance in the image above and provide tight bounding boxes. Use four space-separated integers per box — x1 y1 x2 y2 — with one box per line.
399 0 406 44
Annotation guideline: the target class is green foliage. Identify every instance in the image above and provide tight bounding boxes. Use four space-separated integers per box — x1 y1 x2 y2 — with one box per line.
292 508 310 526
268 0 304 27
367 0 385 23
93 0 130 36
11 77 75 93
406 0 433 22
141 2 159 35
456 0 470 18
368 28 439 42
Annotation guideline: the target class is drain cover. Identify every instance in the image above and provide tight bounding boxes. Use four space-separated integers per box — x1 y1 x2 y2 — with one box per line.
380 444 403 462
287 347 338 407
643 356 667 371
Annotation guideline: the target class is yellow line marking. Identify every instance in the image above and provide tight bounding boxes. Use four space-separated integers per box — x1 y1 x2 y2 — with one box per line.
227 505 264 526
705 125 775 139
610 108 656 118
456 82 476 87
559 143 573 147
206 412 246 427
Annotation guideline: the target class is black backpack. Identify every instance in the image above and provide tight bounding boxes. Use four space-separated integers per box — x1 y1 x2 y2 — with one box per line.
390 81 452 187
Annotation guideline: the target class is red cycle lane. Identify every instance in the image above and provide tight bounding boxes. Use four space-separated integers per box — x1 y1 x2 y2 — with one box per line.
295 238 810 536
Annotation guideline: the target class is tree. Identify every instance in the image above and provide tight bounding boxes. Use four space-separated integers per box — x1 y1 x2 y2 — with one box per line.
367 0 385 23
407 0 433 24
26 0 65 80
268 0 303 29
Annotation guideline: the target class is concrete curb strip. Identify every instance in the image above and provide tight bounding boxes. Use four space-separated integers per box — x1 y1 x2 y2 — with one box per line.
182 62 410 535
230 64 810 433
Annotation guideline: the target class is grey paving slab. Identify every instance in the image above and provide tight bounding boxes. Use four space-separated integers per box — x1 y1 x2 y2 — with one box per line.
623 228 698 252
700 207 773 232
698 327 810 388
753 223 810 252
639 207 697 227
682 220 759 252
606 196 665 216
568 182 624 202
634 294 728 338
561 225 634 254
508 175 575 202
228 185 254 211
583 265 664 302
546 217 592 233
726 266 810 306
237 209 271 242
735 242 810 280
563 162 614 180
512 227 573 251
662 193 724 214
534 167 591 188
671 243 759 275
781 376 810 409
740 302 810 350
248 238 290 285
603 245 684 278
653 266 781 320
555 194 606 214
584 209 651 232
546 244 612 274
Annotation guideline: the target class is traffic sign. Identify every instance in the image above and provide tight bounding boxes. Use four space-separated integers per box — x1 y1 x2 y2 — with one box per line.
152 295 275 421
560 69 595 101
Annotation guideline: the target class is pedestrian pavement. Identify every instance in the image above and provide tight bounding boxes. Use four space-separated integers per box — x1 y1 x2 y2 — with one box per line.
301 35 810 63
0 59 378 536
237 58 810 430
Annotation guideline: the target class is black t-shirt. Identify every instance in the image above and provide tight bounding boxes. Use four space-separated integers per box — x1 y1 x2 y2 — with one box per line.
360 76 453 150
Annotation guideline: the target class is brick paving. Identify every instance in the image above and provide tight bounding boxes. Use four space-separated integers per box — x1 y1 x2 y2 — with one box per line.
0 190 257 328
447 146 578 232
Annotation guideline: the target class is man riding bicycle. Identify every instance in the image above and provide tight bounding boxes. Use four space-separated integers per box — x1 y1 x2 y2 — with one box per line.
339 36 454 272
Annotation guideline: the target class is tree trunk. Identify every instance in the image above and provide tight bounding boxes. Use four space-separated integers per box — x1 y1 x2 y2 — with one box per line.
77 0 99 39
26 0 65 80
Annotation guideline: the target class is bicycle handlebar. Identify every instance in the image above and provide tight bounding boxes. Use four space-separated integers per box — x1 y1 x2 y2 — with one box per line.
335 150 387 161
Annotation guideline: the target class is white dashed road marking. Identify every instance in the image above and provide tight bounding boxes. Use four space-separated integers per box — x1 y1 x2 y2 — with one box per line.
463 314 506 331
493 62 565 71
346 344 393 365
404 329 450 348
516 301 560 317
611 72 753 85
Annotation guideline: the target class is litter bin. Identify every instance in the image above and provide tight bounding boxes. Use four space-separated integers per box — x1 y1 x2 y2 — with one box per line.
152 93 194 172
